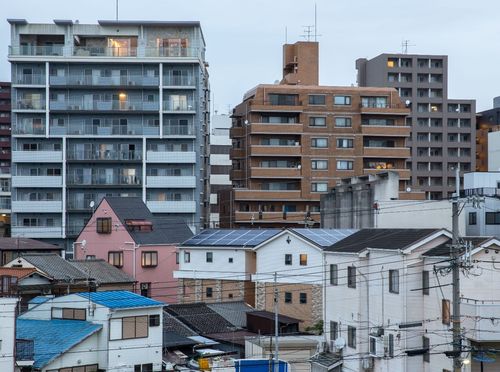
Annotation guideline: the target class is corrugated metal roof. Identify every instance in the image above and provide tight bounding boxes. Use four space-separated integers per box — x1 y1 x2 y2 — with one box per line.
69 259 135 284
28 296 52 305
20 254 87 281
77 290 164 309
16 319 102 369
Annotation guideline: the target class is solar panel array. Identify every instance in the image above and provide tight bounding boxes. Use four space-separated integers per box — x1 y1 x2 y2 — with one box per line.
181 229 282 247
291 229 358 248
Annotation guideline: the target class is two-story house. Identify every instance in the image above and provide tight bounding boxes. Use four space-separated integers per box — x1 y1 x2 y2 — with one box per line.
17 290 164 371
74 197 193 301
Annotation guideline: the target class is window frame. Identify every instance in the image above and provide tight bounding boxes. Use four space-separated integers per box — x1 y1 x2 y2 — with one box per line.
184 251 191 263
347 266 356 288
299 254 308 266
334 95 352 106
311 159 328 170
206 252 213 263
336 160 354 170
122 315 149 340
330 321 338 341
422 270 429 295
334 117 352 128
141 251 158 268
336 138 354 149
108 251 123 268
485 212 500 225
330 264 338 285
299 292 307 304
96 217 112 234
308 94 326 105
149 314 160 327
347 326 356 348
311 137 328 148
206 287 213 298
284 292 292 304
311 182 328 193
285 254 292 265
309 116 327 127
389 269 399 294
468 212 477 225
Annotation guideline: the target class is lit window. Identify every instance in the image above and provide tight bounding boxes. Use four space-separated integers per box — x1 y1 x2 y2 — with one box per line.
108 251 123 267
387 60 395 68
141 251 158 267
299 254 308 266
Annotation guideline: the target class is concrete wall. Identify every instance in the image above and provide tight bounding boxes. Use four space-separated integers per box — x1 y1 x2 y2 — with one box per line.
488 132 500 171
0 298 18 372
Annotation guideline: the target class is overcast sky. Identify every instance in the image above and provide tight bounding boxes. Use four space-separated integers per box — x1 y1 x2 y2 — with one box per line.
1 0 497 112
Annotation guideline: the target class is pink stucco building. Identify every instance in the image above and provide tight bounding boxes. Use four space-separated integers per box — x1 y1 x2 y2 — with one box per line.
74 197 193 303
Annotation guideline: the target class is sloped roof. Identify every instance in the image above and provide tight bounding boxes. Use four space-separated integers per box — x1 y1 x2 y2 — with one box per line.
247 310 301 324
16 319 102 369
77 290 164 309
104 197 193 245
424 236 494 257
205 330 257 346
163 311 198 337
290 229 358 248
0 267 37 279
325 229 440 253
0 238 61 251
28 296 52 305
181 229 282 247
19 254 87 281
163 331 198 348
206 301 255 328
69 259 135 284
165 303 236 334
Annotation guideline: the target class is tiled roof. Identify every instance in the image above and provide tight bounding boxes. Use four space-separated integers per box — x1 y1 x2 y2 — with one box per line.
165 303 236 334
163 331 198 348
207 301 255 328
76 290 164 309
69 259 135 284
0 237 61 251
247 311 301 324
424 236 494 257
0 267 37 279
19 254 87 281
205 330 257 346
16 319 102 369
325 229 441 253
163 311 198 337
104 197 193 245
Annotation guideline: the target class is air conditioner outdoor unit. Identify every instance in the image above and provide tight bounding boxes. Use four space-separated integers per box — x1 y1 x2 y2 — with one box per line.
362 357 373 370
369 336 385 358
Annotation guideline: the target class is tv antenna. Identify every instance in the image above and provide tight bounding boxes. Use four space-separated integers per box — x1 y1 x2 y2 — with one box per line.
401 40 415 54
115 0 119 21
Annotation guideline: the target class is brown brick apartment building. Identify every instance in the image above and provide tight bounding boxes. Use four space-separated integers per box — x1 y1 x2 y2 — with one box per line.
0 82 11 236
476 98 500 171
220 42 412 228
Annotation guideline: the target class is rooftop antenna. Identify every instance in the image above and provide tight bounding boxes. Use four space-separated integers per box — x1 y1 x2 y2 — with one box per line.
285 26 288 44
401 40 416 54
314 3 318 42
115 0 119 21
301 25 314 41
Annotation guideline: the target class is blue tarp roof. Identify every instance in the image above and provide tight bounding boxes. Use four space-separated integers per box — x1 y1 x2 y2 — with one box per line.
16 319 102 369
76 290 164 309
28 296 52 305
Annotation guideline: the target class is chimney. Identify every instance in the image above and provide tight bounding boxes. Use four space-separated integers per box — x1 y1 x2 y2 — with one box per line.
281 41 319 86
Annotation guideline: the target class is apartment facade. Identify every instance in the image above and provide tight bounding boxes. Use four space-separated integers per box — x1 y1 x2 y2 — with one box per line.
223 42 411 228
209 113 231 227
8 19 209 256
476 98 500 171
356 54 476 200
0 82 11 236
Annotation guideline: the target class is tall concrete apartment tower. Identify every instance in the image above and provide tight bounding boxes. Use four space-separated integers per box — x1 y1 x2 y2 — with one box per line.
0 82 11 236
8 19 210 256
222 42 414 228
356 54 476 199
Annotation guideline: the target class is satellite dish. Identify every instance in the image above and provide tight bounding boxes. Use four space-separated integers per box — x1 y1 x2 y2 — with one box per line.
406 187 412 192
81 239 87 247
89 201 95 208
405 99 411 106
244 120 249 125
334 337 346 350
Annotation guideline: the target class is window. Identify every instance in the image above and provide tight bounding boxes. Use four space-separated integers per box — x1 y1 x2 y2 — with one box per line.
388 334 394 358
330 264 338 285
348 266 356 288
122 316 148 339
141 251 158 267
268 94 298 106
442 299 451 325
53 308 86 320
389 269 399 294
206 287 213 298
300 292 307 304
184 251 190 263
334 95 351 105
206 252 213 263
330 321 338 341
311 160 328 170
422 270 429 295
337 138 353 148
134 364 153 372
285 254 292 265
140 283 150 297
423 336 430 362
284 292 292 303
468 212 477 225
347 326 356 348
309 95 326 105
486 212 500 225
309 116 326 127
299 254 308 266
337 160 353 170
96 217 112 234
50 364 98 372
335 117 352 127
108 251 123 267
228 257 233 263
311 138 328 148
149 314 160 327
312 182 328 192
176 252 179 264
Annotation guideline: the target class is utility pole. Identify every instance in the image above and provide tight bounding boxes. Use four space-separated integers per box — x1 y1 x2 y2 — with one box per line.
452 166 461 372
274 272 279 372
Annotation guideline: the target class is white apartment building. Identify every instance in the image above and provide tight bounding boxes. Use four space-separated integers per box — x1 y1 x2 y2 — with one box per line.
17 290 164 371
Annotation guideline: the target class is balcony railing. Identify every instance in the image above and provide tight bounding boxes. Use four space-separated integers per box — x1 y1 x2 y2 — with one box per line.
163 124 195 136
14 99 45 110
73 46 137 57
163 75 195 86
66 174 142 186
67 150 142 161
0 198 11 209
12 122 45 135
15 74 45 85
50 74 159 86
49 99 159 111
163 99 195 111
0 166 10 175
50 119 158 136
10 45 64 56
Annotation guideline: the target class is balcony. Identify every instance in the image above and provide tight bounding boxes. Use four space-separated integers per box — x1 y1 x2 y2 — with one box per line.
462 298 500 341
51 120 159 136
234 211 320 224
363 147 410 158
12 150 63 163
163 124 196 137
250 145 301 157
50 74 159 87
361 125 410 137
49 99 159 112
174 269 250 281
66 150 142 162
15 74 45 85
163 99 196 113
249 123 303 134
66 174 142 187
12 176 62 188
360 104 409 116
363 168 411 180
234 189 302 201
9 45 64 56
13 99 45 111
15 339 34 367
146 200 196 213
12 200 62 213
163 75 196 87
11 226 63 239
0 166 11 176
12 121 45 135
146 176 196 188
250 167 302 178
146 151 196 163
248 99 302 113
230 148 245 158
